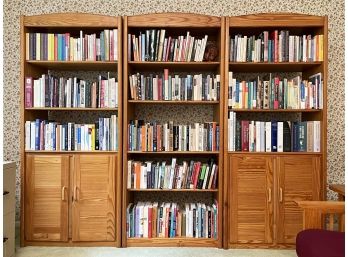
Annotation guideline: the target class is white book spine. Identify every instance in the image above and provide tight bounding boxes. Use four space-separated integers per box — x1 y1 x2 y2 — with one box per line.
265 122 272 152
277 122 283 152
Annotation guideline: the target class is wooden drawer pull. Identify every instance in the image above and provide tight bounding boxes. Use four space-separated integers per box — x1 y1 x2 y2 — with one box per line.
279 187 283 203
268 188 272 202
3 191 9 196
61 186 67 201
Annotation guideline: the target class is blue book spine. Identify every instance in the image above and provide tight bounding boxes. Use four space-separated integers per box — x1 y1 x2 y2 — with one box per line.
77 127 81 149
292 122 298 152
52 123 56 150
61 34 65 61
100 32 105 61
57 34 61 61
141 34 145 62
300 82 305 104
135 206 139 238
236 81 239 104
170 208 174 237
271 121 277 152
216 126 220 151
35 119 40 150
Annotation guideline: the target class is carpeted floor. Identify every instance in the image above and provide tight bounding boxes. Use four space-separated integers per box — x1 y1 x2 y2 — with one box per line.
15 247 297 257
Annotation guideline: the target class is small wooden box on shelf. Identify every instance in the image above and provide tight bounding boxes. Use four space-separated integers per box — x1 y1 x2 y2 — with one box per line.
223 13 327 249
20 13 122 247
122 13 224 248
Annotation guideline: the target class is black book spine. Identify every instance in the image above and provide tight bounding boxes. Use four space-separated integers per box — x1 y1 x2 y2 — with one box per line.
155 30 160 61
208 210 211 238
236 120 242 151
192 209 196 238
147 167 151 189
44 74 50 107
64 124 68 151
285 30 290 62
33 33 36 60
153 122 157 152
167 210 171 237
71 124 75 151
151 165 155 189
145 30 150 61
150 29 156 61
169 39 175 62
40 33 44 60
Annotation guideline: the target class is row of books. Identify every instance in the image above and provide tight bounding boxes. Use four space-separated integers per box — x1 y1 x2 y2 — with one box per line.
25 74 118 108
25 116 118 151
128 30 209 62
229 31 324 62
128 120 220 152
127 159 218 190
129 70 220 101
126 201 218 238
228 72 323 110
228 111 320 152
26 30 118 61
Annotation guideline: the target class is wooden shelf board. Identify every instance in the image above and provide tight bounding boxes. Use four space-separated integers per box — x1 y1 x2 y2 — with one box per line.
228 151 323 155
129 100 219 105
127 189 218 192
25 150 118 153
229 62 322 72
25 107 118 111
128 151 220 155
128 61 220 71
228 108 322 113
26 60 117 70
126 237 218 247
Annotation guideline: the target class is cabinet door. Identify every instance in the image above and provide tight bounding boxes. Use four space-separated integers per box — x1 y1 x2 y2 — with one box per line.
276 156 321 244
25 155 69 241
229 155 274 244
72 154 116 242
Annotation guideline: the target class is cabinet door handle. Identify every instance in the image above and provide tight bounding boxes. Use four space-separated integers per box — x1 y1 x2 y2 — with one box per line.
279 187 283 203
268 188 272 203
3 191 9 196
61 186 67 201
3 237 8 243
73 186 77 202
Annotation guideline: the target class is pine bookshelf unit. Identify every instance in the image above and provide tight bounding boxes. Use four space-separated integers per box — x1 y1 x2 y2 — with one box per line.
224 13 327 249
122 13 224 247
20 13 123 247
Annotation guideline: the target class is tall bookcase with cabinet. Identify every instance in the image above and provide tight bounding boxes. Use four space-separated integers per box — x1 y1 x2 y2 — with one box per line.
20 13 122 246
224 13 327 248
122 13 224 247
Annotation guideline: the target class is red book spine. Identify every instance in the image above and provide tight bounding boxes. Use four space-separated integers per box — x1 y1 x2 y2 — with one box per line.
100 80 105 108
54 34 58 61
25 77 33 108
193 162 201 189
241 120 249 151
274 77 279 109
40 121 44 150
212 165 218 189
274 30 278 63
158 78 162 100
110 30 114 61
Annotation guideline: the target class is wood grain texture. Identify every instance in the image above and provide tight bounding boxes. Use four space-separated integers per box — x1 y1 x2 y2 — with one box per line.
276 156 321 244
23 13 119 27
229 156 274 245
329 184 345 200
229 62 322 72
126 238 218 247
229 13 325 27
26 61 118 71
127 13 221 27
25 155 69 242
128 100 219 105
72 154 116 242
25 107 118 111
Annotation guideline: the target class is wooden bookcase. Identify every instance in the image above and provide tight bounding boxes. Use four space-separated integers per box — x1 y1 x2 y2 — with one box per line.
20 13 122 247
223 13 327 249
122 13 224 247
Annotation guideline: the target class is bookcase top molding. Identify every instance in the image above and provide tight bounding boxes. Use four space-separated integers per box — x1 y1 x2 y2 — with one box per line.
22 13 120 27
126 12 221 27
228 13 326 27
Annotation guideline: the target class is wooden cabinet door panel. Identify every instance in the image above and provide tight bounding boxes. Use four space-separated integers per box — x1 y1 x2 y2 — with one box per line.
25 155 69 241
72 154 116 242
229 155 274 244
276 156 321 244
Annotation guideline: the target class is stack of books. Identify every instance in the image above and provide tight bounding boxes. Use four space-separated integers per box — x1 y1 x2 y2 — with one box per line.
25 115 118 151
228 111 321 152
229 31 324 62
128 120 220 152
25 74 118 108
128 30 209 62
26 29 118 61
127 158 218 190
129 70 220 101
126 201 218 238
228 72 323 109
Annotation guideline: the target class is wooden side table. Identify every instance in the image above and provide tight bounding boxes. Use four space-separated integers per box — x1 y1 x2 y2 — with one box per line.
329 184 345 201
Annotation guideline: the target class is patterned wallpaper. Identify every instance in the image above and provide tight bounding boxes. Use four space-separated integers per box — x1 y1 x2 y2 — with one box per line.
3 0 345 220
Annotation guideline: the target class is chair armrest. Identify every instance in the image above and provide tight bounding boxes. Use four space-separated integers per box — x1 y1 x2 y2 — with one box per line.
296 201 345 231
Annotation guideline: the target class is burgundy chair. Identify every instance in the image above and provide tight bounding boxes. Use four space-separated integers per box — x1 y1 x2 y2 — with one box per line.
296 201 345 257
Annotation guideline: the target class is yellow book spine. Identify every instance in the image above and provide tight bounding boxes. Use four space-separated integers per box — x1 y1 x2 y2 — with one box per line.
320 34 324 61
25 33 29 60
36 33 40 60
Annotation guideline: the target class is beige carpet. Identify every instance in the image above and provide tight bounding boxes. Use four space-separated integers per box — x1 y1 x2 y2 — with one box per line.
15 247 297 257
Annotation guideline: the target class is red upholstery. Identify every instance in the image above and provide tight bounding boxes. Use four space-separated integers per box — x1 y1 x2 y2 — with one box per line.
296 229 345 257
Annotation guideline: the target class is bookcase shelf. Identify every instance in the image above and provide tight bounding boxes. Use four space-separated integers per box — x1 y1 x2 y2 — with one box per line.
123 13 224 248
25 107 118 111
229 61 322 72
128 100 219 105
224 13 327 249
20 13 123 247
27 60 118 71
